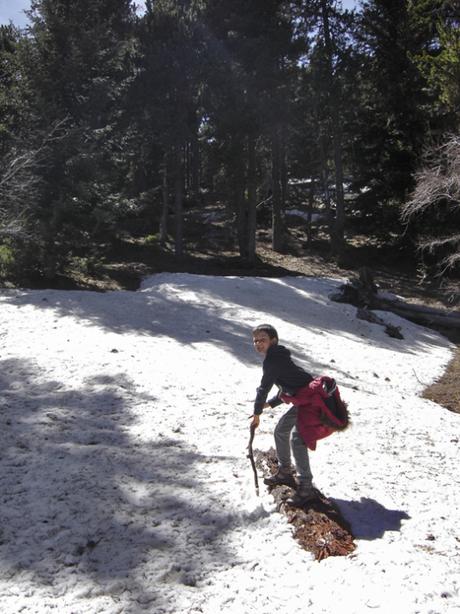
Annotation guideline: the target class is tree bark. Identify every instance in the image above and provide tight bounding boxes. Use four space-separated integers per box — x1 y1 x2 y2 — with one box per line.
159 151 169 245
320 0 346 255
190 130 200 200
234 138 247 258
280 129 288 217
375 298 460 330
173 144 184 258
318 131 332 230
330 109 345 254
306 179 315 244
331 269 460 330
247 133 257 263
255 449 356 561
271 126 285 252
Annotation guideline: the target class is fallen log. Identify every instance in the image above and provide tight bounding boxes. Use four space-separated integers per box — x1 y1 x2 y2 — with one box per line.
375 296 460 330
331 267 460 331
255 449 356 561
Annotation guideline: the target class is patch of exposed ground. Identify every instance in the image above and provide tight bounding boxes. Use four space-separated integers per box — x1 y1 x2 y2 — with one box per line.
423 341 460 414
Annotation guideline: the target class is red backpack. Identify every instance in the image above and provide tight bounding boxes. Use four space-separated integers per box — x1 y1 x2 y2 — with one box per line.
280 376 350 450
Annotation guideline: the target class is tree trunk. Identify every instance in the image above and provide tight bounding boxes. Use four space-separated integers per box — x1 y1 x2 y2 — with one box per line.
331 269 460 330
159 151 169 245
271 127 284 252
280 129 288 215
255 449 356 560
185 141 191 192
320 0 346 255
236 176 247 258
42 202 62 279
318 130 333 233
247 133 257 263
173 144 184 258
306 179 315 244
330 110 345 254
232 137 248 258
190 130 200 200
375 298 460 330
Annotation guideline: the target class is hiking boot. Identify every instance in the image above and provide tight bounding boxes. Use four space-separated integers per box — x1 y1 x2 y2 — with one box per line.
286 485 318 507
263 467 296 488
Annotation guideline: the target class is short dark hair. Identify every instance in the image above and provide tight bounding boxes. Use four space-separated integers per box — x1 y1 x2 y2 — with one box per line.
252 324 278 340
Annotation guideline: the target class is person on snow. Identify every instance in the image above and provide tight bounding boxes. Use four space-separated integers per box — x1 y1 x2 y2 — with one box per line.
250 323 348 506
251 323 315 506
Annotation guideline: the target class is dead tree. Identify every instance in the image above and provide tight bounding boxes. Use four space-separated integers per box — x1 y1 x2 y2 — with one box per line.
401 135 460 279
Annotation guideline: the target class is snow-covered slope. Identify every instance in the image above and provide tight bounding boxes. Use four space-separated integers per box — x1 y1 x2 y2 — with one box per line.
0 273 458 614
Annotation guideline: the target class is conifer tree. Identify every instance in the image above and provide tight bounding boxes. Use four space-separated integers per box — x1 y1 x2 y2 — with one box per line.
203 0 295 258
352 0 437 213
292 0 353 255
23 0 136 276
131 0 207 257
414 0 460 129
0 25 38 277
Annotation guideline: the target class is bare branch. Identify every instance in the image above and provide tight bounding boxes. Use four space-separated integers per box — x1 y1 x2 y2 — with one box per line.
401 134 460 276
0 117 71 189
401 134 460 221
418 234 460 252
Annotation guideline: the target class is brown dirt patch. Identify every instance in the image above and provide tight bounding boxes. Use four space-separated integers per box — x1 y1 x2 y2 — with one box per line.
423 344 460 414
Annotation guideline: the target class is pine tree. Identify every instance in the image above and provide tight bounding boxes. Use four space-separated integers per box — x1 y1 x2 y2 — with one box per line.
23 0 136 277
203 0 296 258
131 0 206 257
0 25 24 154
352 0 438 212
0 25 39 278
291 0 354 255
414 0 460 129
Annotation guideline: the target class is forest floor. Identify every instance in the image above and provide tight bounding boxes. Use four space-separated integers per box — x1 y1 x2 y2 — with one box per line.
8 213 460 415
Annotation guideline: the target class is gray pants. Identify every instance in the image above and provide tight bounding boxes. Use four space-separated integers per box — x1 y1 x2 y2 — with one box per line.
275 405 313 487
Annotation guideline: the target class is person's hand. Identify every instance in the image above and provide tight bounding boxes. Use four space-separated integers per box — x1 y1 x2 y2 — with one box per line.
250 414 260 429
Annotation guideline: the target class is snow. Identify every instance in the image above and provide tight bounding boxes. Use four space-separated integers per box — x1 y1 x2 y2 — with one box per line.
285 209 325 223
0 273 459 614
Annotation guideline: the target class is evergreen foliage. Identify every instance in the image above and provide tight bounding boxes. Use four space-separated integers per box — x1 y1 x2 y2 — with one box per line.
0 0 458 281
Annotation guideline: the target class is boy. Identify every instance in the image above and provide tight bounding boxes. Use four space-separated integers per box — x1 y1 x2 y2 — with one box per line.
251 323 316 506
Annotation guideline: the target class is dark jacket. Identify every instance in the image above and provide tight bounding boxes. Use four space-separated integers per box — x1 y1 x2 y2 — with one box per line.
254 344 313 415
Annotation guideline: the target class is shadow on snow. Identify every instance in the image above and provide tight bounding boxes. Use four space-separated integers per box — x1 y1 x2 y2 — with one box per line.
1 275 449 375
331 497 411 540
0 358 245 610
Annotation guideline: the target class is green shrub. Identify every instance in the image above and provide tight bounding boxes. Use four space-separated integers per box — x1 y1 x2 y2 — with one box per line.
0 242 15 278
144 233 159 245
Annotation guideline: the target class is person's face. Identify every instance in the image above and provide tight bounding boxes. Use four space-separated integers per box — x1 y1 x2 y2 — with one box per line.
252 331 277 355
